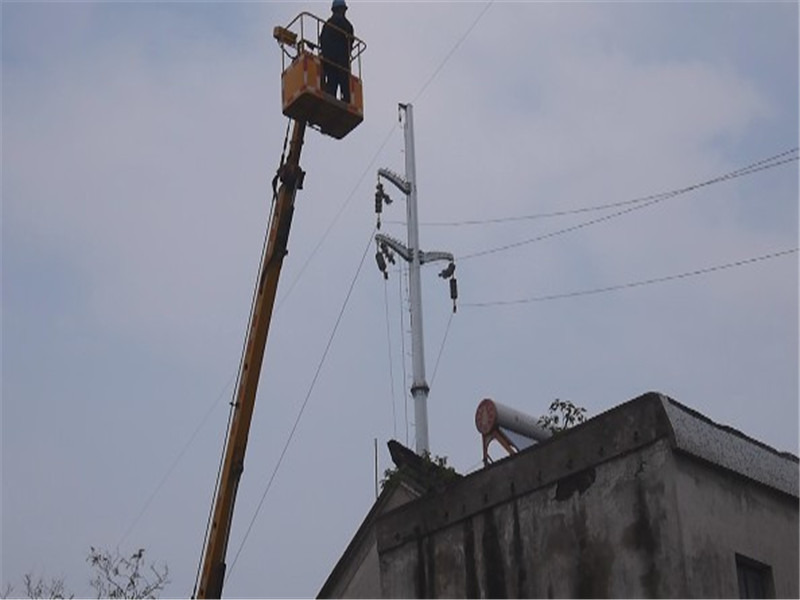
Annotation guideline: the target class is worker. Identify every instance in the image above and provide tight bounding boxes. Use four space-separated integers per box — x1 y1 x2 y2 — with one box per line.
320 0 354 103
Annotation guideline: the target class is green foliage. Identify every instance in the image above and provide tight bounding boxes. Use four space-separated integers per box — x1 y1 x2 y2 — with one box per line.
381 451 459 491
537 398 587 434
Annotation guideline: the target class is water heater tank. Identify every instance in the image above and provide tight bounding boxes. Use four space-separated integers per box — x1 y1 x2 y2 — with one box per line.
475 398 552 443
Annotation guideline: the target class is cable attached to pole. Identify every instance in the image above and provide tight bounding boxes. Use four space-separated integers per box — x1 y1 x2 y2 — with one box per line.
224 228 377 585
462 248 798 308
384 277 398 439
458 150 798 261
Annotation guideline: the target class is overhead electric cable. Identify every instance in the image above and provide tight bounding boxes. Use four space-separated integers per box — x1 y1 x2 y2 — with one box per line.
458 150 798 261
193 133 286 595
119 372 235 553
225 228 376 585
399 263 410 446
276 0 495 310
412 0 495 103
462 248 798 308
194 3 504 587
415 149 798 227
383 278 398 438
192 380 236 598
275 125 398 312
215 2 504 579
429 310 455 390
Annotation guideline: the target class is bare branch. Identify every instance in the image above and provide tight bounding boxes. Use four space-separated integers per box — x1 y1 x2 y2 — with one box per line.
20 573 73 599
87 547 169 599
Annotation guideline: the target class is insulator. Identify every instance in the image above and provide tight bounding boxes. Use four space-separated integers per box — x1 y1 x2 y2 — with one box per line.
450 277 458 300
380 242 396 264
439 262 455 279
375 183 383 214
375 251 388 279
376 180 393 205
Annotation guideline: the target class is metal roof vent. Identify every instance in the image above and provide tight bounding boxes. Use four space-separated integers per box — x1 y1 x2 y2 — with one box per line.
475 398 552 466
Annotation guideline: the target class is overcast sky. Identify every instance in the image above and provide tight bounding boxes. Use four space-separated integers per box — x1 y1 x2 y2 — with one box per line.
3 1 798 598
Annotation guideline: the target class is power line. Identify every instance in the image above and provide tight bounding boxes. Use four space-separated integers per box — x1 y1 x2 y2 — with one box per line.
222 0 498 577
276 0 495 309
275 124 399 312
119 120 290 588
193 135 290 594
192 378 237 598
429 310 455 390
457 151 798 261
135 3 502 590
225 228 376 585
399 263 410 447
370 0 498 440
412 0 495 104
462 248 798 308
383 278 398 439
118 373 235 552
414 149 798 227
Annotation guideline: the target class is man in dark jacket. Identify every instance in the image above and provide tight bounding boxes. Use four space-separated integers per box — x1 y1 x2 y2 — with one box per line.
320 0 354 103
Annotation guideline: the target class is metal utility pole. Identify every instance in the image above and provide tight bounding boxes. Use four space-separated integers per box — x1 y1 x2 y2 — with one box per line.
403 104 429 455
374 103 458 456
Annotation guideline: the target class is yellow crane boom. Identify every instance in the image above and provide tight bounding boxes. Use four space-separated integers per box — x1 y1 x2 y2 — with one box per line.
194 12 365 598
195 119 306 599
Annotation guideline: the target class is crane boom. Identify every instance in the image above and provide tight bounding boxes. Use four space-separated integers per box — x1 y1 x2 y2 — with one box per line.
195 119 307 599
194 12 366 597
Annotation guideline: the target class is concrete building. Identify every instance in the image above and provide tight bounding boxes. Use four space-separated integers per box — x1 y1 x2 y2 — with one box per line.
319 392 799 599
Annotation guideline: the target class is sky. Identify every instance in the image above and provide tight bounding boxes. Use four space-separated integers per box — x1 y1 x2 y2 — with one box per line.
2 0 798 598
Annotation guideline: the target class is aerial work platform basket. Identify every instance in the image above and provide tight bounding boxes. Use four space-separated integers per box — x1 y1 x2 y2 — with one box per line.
274 12 366 139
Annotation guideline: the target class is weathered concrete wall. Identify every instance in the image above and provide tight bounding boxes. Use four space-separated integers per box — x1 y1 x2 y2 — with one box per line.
673 453 799 598
363 394 799 598
336 539 380 599
320 482 420 598
378 439 685 598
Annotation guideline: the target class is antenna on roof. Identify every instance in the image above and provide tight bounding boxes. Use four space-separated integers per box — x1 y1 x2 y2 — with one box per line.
374 437 379 499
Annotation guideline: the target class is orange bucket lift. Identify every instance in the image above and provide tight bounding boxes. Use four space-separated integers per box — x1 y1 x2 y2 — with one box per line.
273 12 366 140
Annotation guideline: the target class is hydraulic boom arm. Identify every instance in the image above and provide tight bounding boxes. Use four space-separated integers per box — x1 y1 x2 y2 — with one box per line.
195 119 307 599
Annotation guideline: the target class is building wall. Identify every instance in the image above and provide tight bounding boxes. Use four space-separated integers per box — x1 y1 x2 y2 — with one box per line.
326 395 800 599
379 439 691 598
673 452 799 598
377 439 799 599
320 482 420 598
336 539 380 599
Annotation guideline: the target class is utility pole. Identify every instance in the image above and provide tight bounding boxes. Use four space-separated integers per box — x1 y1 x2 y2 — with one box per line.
374 103 458 456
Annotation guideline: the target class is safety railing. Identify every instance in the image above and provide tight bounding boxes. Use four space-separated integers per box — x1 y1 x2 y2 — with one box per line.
275 11 366 81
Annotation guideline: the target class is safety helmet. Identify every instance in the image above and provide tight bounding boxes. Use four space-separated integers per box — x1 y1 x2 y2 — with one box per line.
332 0 347 10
